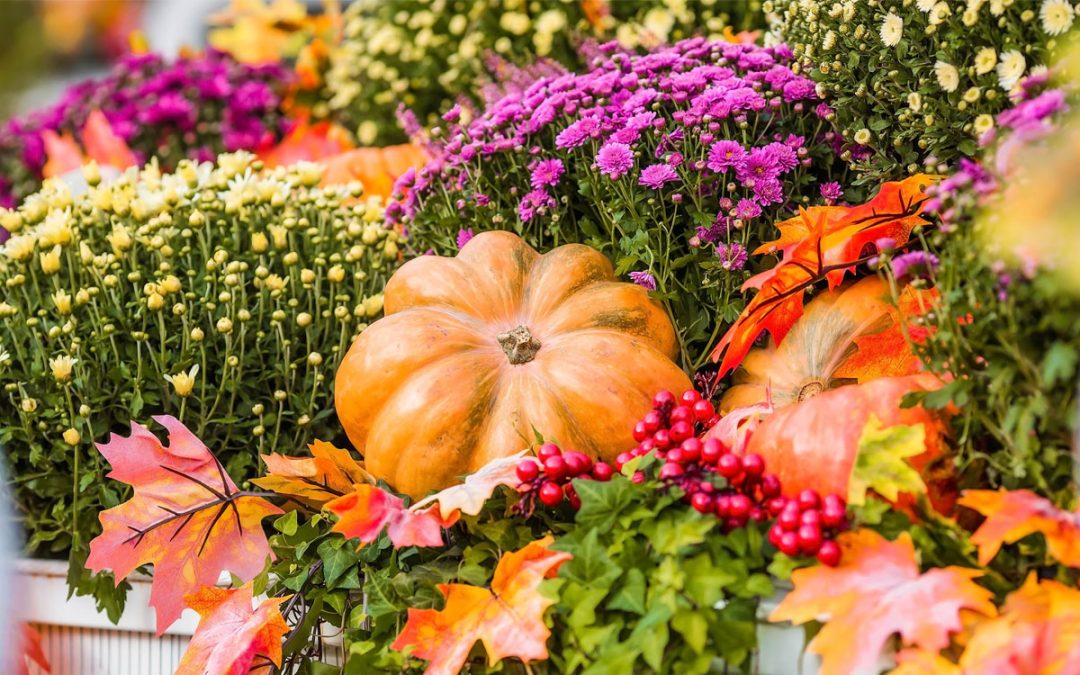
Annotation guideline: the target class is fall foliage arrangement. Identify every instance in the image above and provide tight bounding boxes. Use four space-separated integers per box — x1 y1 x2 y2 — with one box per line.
4 1 1080 674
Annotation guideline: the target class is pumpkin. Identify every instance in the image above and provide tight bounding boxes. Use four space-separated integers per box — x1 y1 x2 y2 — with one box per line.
335 231 692 497
720 277 931 414
319 144 428 198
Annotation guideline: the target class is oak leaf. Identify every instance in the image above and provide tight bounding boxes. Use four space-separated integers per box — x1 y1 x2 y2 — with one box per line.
392 537 571 675
959 489 1080 567
175 582 290 675
325 484 455 549
849 416 928 506
17 624 50 675
252 440 373 508
86 416 282 633
412 451 537 520
770 529 995 675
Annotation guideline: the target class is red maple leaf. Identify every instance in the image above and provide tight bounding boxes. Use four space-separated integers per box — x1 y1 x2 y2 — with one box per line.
325 484 456 549
175 582 290 675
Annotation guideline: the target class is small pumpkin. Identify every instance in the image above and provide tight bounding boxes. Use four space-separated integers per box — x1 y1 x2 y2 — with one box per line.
335 231 691 497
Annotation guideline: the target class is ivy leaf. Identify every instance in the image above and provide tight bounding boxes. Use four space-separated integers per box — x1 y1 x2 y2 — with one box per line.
848 416 928 506
769 529 996 675
411 451 535 519
253 440 374 508
606 568 647 615
174 583 290 675
325 484 455 549
85 417 282 633
391 537 571 675
573 477 637 531
959 488 1080 567
558 529 621 589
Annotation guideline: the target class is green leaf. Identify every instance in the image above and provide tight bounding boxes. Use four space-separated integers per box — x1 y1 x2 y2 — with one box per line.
318 539 358 588
648 512 716 556
672 609 708 654
559 529 621 589
682 553 736 607
848 415 927 506
573 477 637 531
1042 342 1078 387
606 567 647 615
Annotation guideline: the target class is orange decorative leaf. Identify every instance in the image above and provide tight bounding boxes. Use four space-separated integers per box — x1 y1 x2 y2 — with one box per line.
85 416 282 633
770 529 995 675
175 582 290 675
252 440 373 508
702 398 774 455
392 537 571 675
959 489 1080 567
412 451 537 520
891 648 961 675
326 484 455 549
712 175 938 377
960 573 1080 674
319 144 429 199
80 111 137 171
16 624 50 675
41 130 84 179
258 120 354 168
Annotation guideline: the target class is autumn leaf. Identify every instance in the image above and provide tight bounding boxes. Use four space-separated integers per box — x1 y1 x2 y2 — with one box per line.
252 440 373 508
960 573 1080 673
848 416 928 506
412 451 536 520
175 582 290 675
258 120 353 168
392 537 571 675
712 175 938 377
770 529 995 675
326 484 456 549
80 111 137 171
318 144 429 198
86 416 282 633
702 398 774 455
16 624 49 675
891 648 961 675
959 489 1080 567
41 130 83 178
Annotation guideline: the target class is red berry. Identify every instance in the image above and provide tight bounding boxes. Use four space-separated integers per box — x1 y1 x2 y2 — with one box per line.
670 421 693 443
797 524 823 554
563 451 592 477
543 455 567 482
537 443 562 461
717 453 742 479
569 493 582 510
692 399 715 421
778 505 800 531
698 481 716 494
822 493 846 512
538 481 563 507
767 496 788 516
632 421 649 442
822 504 847 529
659 462 685 480
817 540 842 567
679 389 701 406
779 531 801 556
640 438 656 453
714 494 732 518
642 411 663 433
701 438 724 464
666 448 686 464
742 453 765 478
669 405 694 425
728 494 752 519
680 437 703 462
652 429 672 450
631 446 648 457
652 390 677 410
654 450 668 461
516 460 539 482
631 470 646 484
592 462 615 481
768 523 785 546
614 452 634 471
797 489 821 511
690 492 713 514
749 507 766 523
800 509 822 527
725 516 746 530
760 474 782 498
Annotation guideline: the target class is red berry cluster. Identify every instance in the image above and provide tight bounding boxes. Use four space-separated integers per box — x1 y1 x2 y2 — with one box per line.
766 491 846 566
515 442 615 511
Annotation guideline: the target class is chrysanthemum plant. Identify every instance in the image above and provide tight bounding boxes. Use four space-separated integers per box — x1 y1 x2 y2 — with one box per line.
0 153 397 616
396 38 852 372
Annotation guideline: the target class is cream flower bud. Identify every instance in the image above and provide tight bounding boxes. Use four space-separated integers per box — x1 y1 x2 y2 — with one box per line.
79 404 91 417
165 364 199 397
21 398 38 413
251 232 269 253
190 327 205 342
0 303 14 317
50 355 77 382
161 275 182 294
327 265 346 283
63 428 82 445
307 352 323 367
52 289 72 315
147 293 165 311
296 312 313 328
300 269 316 284
363 294 385 317
270 225 288 249
283 252 299 266
252 403 265 416
216 317 234 334
40 246 62 275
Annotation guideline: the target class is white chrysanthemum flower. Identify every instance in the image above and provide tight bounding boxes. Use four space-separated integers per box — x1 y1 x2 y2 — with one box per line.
929 1 952 24
908 92 924 111
996 50 1027 90
974 114 995 135
917 0 937 11
935 61 961 92
1040 0 1075 34
880 12 904 46
974 47 997 75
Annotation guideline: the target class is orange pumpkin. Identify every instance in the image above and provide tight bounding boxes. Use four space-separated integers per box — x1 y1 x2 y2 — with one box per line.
335 231 691 497
319 144 427 198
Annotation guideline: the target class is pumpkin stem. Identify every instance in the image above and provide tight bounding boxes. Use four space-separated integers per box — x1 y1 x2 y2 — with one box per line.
497 325 541 364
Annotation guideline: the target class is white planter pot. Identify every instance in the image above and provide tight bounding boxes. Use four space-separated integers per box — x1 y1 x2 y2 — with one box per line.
15 558 817 675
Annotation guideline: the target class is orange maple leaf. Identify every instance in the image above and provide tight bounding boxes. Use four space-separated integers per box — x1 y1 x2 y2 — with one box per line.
960 573 1080 674
318 144 429 199
412 451 538 520
252 440 374 508
712 175 938 377
81 110 138 171
258 119 354 168
325 484 456 549
86 416 282 634
392 537 571 675
770 529 996 675
959 489 1080 567
16 623 50 675
175 582 290 675
41 130 84 179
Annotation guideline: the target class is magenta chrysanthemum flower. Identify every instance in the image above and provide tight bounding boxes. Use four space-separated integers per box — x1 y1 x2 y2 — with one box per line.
639 164 679 189
629 271 658 291
716 242 749 271
530 158 565 188
734 198 762 220
819 181 843 202
891 251 940 280
706 140 747 173
596 142 635 179
456 228 474 249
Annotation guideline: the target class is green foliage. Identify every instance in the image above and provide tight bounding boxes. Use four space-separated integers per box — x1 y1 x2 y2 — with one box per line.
0 155 397 594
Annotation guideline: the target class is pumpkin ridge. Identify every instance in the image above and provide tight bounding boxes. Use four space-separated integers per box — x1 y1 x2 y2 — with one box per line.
522 244 614 320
